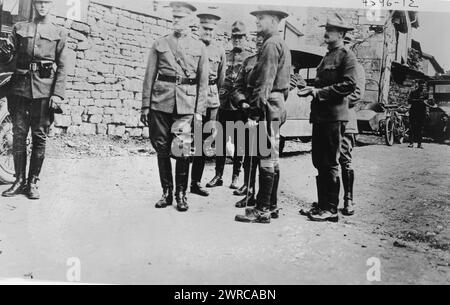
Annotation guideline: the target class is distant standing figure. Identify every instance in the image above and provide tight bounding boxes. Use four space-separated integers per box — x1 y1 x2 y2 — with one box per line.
408 80 429 149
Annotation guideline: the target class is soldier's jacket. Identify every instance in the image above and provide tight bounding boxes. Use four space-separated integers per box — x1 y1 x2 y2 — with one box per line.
142 33 209 116
204 41 226 109
232 53 258 107
220 49 251 111
408 88 428 121
345 62 366 134
246 33 291 122
311 42 357 123
9 17 68 100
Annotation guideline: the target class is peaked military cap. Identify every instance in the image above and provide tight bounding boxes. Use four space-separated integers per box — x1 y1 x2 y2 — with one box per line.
250 6 289 20
170 1 197 17
197 12 221 28
320 13 354 31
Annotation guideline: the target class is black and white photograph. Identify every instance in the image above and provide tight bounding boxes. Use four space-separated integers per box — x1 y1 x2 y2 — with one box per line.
0 0 448 289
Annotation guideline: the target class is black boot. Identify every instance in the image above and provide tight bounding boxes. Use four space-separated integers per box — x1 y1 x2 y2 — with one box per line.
299 176 325 216
206 174 223 188
155 156 173 208
235 168 274 224
26 154 45 200
270 166 280 219
190 181 209 197
191 156 208 197
342 169 355 216
235 190 255 208
175 159 190 212
308 176 339 223
27 176 40 200
207 157 225 188
230 174 239 190
155 188 173 208
2 153 27 197
234 157 251 196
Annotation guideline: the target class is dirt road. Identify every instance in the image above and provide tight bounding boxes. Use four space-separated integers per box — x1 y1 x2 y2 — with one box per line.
0 138 449 284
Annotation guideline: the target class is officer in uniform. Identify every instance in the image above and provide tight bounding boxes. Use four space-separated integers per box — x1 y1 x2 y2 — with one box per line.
235 7 291 224
408 80 429 149
190 11 226 197
340 35 366 216
232 33 265 208
298 13 357 222
206 21 251 190
2 0 67 200
141 2 209 212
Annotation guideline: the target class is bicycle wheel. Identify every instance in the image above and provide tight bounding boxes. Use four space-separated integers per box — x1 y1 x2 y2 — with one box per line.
385 117 395 146
0 102 15 184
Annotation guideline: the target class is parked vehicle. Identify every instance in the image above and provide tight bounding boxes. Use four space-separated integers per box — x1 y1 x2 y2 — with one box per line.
280 46 325 155
425 79 450 142
356 102 409 146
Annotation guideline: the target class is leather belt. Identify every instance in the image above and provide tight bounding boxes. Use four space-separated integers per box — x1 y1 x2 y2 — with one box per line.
157 74 197 85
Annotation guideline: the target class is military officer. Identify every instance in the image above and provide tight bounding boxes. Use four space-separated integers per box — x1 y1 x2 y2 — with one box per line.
140 1 209 212
2 0 68 200
190 11 226 197
231 33 265 208
206 21 251 190
298 13 358 222
235 7 291 224
340 35 366 216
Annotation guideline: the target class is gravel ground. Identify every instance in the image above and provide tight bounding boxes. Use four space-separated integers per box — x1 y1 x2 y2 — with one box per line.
0 134 448 284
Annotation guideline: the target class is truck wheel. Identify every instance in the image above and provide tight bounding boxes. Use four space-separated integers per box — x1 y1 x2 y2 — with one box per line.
0 102 15 184
385 118 395 146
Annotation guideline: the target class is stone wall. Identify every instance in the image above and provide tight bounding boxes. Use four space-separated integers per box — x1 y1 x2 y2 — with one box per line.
388 78 416 106
51 2 244 138
50 3 401 137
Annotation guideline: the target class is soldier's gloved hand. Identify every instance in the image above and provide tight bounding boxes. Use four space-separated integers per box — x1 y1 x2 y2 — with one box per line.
50 96 63 114
141 108 150 127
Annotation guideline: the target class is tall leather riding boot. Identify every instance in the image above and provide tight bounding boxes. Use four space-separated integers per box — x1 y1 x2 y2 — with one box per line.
27 154 45 200
175 159 190 212
191 156 205 184
190 156 209 197
328 176 340 214
207 157 224 188
234 157 251 196
270 165 280 219
155 155 173 208
235 168 273 224
342 169 355 216
2 153 27 197
256 168 275 213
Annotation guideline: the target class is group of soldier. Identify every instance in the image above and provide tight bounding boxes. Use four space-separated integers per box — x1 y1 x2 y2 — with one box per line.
1 0 366 225
140 2 365 224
